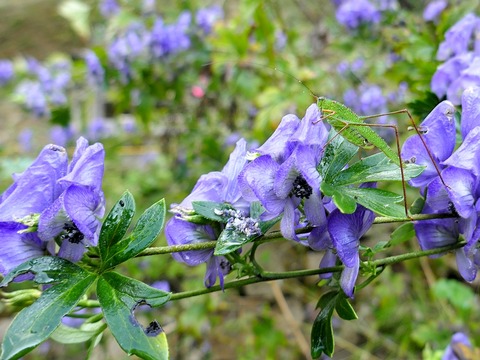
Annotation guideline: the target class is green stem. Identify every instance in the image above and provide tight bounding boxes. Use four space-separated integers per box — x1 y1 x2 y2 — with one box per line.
169 241 465 302
138 213 455 257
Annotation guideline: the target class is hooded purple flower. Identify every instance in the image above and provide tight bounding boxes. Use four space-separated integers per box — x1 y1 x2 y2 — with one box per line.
0 137 105 274
0 144 68 275
328 205 375 298
239 104 328 242
37 138 105 262
410 88 480 282
165 139 248 288
401 100 456 189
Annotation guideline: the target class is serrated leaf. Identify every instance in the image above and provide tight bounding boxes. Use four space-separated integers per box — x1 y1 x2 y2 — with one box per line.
389 222 416 246
214 229 250 256
192 201 233 223
50 321 106 344
342 187 405 218
97 272 171 360
333 153 425 185
321 182 357 214
335 295 358 321
0 257 96 360
311 295 336 358
318 130 358 182
101 199 166 270
99 191 135 263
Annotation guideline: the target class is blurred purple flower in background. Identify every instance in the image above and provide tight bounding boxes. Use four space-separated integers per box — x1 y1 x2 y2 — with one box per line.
196 5 223 34
18 128 33 153
100 0 120 18
15 81 49 118
423 0 447 23
442 332 474 360
0 59 14 85
335 0 381 30
84 50 105 86
149 12 192 58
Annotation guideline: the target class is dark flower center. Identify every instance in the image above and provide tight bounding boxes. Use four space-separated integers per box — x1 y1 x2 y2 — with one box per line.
60 222 85 244
291 175 312 199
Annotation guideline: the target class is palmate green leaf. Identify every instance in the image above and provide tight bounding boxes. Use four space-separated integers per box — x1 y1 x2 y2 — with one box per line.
97 272 171 360
318 130 359 183
99 191 136 263
342 187 405 218
333 152 425 186
101 198 165 271
320 182 357 214
0 257 96 360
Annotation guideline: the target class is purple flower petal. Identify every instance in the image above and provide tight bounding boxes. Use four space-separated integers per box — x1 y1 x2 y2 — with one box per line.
455 248 477 282
289 103 329 147
0 223 45 276
340 256 359 298
64 185 105 245
254 114 300 162
461 86 480 139
414 219 459 255
443 126 480 177
280 198 300 241
60 139 105 191
442 167 477 218
165 217 215 265
328 206 374 268
0 144 68 221
239 155 285 215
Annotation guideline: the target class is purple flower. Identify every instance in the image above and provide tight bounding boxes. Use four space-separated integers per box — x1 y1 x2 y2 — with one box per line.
407 88 480 282
0 144 68 275
99 0 120 17
335 0 381 30
328 205 375 298
18 128 33 153
149 12 191 58
165 139 248 288
436 13 480 61
239 104 328 241
423 0 447 23
15 80 49 118
84 50 104 86
401 100 456 189
431 53 473 101
0 138 105 274
0 59 14 85
442 332 473 360
196 5 223 34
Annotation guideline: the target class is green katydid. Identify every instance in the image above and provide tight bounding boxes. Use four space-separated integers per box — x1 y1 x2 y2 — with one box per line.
313 95 449 218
